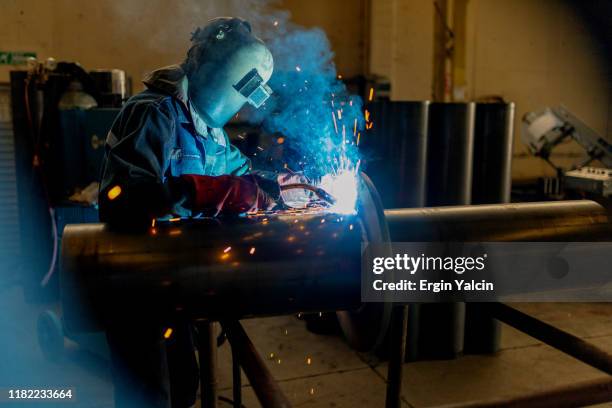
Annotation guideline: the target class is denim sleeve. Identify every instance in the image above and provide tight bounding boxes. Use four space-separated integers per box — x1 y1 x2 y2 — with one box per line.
99 99 178 229
222 129 252 176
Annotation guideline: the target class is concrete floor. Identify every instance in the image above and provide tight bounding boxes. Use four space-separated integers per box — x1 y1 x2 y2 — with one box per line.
2 285 612 407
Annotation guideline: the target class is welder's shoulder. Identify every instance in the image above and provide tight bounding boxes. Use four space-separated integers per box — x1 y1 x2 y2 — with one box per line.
121 90 178 119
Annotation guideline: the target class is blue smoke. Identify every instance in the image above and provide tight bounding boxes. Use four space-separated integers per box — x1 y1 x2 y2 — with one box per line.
247 20 364 179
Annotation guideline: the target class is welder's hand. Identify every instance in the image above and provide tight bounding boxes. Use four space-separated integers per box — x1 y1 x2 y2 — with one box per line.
277 172 313 208
179 174 277 215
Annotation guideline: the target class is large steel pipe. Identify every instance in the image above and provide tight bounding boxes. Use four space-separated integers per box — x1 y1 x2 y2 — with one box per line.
61 212 364 334
61 200 611 336
386 200 612 242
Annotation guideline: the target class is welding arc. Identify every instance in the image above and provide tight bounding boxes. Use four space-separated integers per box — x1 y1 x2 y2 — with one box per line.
280 183 337 205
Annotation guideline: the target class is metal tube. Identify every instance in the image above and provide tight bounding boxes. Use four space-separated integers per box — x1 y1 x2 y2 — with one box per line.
61 212 364 333
426 102 475 206
486 303 612 375
385 200 612 242
422 102 476 359
466 102 515 355
61 201 611 335
231 341 242 408
197 321 218 408
362 101 429 208
222 320 291 408
441 377 612 408
471 102 515 205
385 306 408 408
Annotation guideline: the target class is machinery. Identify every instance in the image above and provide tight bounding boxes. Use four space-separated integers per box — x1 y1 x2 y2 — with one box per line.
59 173 612 408
522 105 612 197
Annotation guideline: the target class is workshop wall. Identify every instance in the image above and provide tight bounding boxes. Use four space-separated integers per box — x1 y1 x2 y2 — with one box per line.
466 0 611 180
369 0 434 101
0 0 366 91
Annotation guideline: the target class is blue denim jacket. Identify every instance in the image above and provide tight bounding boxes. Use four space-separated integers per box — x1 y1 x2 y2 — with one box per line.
99 65 251 227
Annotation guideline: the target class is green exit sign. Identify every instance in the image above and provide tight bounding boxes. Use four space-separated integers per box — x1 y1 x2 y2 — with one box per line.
0 51 37 65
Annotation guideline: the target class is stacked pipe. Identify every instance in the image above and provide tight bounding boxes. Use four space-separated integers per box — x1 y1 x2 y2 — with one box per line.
364 100 515 360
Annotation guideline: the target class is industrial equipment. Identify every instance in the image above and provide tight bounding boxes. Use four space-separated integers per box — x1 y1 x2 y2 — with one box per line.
522 106 612 198
522 105 612 170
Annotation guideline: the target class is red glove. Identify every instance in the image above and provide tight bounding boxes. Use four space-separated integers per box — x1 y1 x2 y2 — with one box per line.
180 174 276 215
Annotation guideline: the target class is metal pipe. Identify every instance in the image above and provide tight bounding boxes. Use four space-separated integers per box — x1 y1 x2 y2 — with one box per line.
440 377 612 408
385 306 408 408
197 321 218 408
231 344 242 408
61 212 364 333
385 200 612 242
222 320 291 408
61 200 611 335
466 102 515 355
486 303 612 375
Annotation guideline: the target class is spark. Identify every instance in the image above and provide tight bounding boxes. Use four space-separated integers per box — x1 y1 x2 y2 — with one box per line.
318 170 359 214
163 328 173 339
309 388 315 395
107 185 122 200
249 247 256 255
277 137 285 144
151 219 156 228
369 87 374 101
169 217 180 222
349 224 354 230
353 118 357 136
306 357 312 365
270 352 275 358
356 132 361 145
366 122 373 130
223 246 232 253
321 219 325 223
337 109 342 120
295 65 301 72
273 20 279 26
331 111 338 134
365 109 370 122
169 229 182 236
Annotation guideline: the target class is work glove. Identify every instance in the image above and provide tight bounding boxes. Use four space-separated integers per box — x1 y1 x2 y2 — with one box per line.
277 172 313 208
178 174 277 215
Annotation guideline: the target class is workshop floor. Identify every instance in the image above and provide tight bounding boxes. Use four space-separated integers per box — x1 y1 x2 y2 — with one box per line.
3 285 612 408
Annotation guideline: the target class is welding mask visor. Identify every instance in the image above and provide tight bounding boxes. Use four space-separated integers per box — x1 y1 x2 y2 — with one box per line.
185 18 273 128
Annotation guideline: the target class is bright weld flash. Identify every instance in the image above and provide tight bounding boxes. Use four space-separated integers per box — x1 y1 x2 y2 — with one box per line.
107 185 122 200
319 170 358 215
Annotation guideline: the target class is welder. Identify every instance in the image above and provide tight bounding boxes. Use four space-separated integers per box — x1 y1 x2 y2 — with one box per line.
98 18 284 408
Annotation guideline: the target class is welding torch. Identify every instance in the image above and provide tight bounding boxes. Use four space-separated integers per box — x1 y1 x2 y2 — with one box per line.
280 183 337 206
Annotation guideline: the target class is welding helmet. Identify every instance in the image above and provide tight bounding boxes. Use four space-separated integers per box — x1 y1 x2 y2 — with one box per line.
184 17 273 128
